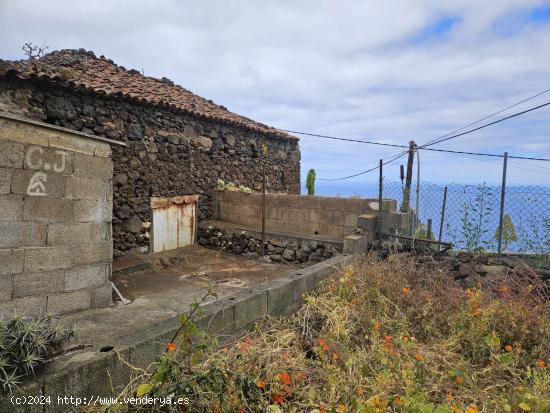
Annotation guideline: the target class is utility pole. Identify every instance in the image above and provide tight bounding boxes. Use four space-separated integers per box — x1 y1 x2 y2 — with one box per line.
400 140 416 212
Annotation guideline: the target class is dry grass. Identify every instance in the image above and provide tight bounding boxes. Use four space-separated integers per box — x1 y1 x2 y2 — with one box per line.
99 253 550 412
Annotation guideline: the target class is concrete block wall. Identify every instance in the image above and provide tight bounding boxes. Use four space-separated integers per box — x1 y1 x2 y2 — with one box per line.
0 112 122 317
214 190 401 239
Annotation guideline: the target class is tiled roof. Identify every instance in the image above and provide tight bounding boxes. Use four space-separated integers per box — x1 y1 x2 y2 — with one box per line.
0 49 296 141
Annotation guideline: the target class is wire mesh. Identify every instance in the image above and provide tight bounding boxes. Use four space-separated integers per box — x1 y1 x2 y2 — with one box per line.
380 179 550 254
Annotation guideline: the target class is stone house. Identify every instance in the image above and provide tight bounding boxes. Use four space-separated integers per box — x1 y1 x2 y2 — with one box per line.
0 49 300 257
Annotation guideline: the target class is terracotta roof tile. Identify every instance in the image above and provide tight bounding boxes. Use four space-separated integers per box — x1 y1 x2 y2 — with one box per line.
0 49 296 141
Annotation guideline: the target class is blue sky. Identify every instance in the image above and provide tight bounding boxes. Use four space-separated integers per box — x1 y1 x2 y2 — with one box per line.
1 0 550 193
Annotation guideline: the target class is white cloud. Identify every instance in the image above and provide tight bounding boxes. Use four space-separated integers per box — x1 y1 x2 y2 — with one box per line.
1 0 550 189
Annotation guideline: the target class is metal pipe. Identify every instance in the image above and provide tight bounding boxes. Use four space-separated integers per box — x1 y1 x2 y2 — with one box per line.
415 149 420 234
497 152 508 257
438 186 448 252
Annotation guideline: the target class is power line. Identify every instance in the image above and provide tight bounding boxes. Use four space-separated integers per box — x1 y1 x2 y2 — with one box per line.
420 100 550 148
420 87 550 147
317 151 408 181
280 128 550 162
283 91 550 181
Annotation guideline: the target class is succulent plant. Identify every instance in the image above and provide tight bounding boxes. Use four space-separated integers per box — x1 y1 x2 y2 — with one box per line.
0 314 76 393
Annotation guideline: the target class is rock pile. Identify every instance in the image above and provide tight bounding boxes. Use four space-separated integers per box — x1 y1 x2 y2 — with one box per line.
419 251 550 290
198 225 339 264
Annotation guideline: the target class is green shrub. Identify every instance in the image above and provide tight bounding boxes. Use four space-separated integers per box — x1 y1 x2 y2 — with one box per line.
0 314 76 393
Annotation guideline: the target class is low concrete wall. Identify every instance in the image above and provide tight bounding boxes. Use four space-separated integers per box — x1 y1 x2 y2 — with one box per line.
0 112 124 317
214 190 398 238
0 254 352 412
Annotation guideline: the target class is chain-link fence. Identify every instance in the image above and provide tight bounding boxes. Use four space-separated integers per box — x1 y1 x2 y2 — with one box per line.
380 179 550 256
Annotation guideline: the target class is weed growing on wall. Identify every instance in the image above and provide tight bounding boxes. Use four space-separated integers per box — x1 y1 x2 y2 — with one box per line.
216 179 252 193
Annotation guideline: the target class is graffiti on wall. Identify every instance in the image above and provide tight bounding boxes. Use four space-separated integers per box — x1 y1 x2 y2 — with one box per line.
25 146 68 196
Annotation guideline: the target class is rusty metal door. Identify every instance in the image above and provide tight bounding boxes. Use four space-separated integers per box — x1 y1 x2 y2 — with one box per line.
151 196 197 252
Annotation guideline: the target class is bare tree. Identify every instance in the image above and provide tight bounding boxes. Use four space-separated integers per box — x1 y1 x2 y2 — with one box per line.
22 42 49 60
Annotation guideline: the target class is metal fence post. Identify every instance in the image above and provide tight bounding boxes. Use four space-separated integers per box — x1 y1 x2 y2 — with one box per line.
438 186 448 252
414 149 420 235
378 159 383 246
497 152 508 258
427 219 433 240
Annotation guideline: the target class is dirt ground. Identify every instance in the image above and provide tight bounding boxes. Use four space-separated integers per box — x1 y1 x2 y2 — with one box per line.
58 245 297 349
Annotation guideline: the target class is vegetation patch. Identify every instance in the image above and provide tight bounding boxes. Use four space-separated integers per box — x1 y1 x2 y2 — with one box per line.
96 254 549 412
0 314 76 393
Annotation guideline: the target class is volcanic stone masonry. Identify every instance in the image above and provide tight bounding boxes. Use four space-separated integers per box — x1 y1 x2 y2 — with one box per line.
0 53 301 257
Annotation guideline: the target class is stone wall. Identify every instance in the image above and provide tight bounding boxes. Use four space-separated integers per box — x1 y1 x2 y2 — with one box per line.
0 113 118 317
0 77 301 257
197 223 340 265
214 190 399 239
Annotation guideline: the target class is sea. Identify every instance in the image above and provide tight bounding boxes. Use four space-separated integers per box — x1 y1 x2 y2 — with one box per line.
304 181 550 253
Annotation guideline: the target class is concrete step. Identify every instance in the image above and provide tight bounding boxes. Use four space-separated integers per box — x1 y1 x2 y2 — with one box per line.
343 234 369 254
357 213 378 231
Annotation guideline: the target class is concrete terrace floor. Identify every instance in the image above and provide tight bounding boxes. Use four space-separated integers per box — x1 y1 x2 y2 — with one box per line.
58 245 297 350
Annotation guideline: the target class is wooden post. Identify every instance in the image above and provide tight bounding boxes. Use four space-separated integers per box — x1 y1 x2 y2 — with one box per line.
400 140 416 212
497 152 508 258
261 165 266 256
427 218 433 240
438 186 448 252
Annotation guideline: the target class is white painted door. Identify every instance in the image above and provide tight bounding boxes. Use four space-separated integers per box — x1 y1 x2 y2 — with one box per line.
152 202 195 252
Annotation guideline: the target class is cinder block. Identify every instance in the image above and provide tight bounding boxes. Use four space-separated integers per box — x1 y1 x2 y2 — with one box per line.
23 146 74 174
64 264 109 291
90 283 113 308
73 199 112 222
23 197 73 222
0 295 47 318
47 222 109 246
47 222 87 246
344 213 358 227
65 176 106 200
0 274 12 301
0 118 49 147
326 224 344 237
11 169 66 197
343 234 369 254
0 248 24 274
0 195 24 221
13 270 65 297
72 242 112 265
0 221 47 248
24 246 72 272
47 290 91 315
48 134 96 156
91 221 112 242
104 179 113 201
0 140 24 168
74 154 113 178
0 168 11 194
